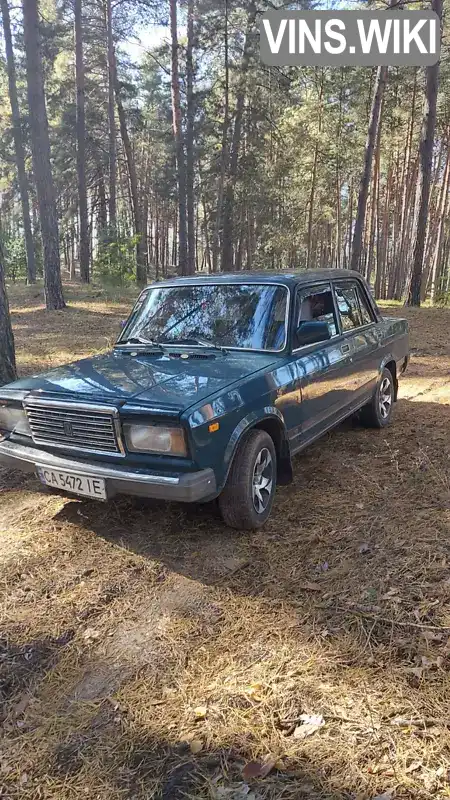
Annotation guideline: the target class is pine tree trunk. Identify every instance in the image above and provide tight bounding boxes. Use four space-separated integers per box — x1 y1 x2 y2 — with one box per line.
172 212 177 266
396 72 417 293
97 168 107 233
366 104 382 283
1 0 36 285
220 1 256 272
406 0 443 307
374 156 383 298
351 66 387 272
105 0 116 233
141 189 149 280
306 69 324 269
335 69 344 269
212 0 229 272
380 163 392 298
70 224 76 279
421 139 446 300
169 0 188 275
114 58 147 284
155 208 159 276
22 0 65 310
430 143 450 303
345 177 353 269
185 0 196 275
0 241 17 385
199 173 212 273
148 204 153 267
75 0 89 282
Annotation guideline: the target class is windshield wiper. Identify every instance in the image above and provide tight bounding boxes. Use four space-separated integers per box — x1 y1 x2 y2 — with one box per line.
160 337 228 354
117 336 165 351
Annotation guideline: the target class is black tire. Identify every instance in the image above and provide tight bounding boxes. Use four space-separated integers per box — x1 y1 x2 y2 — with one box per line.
218 429 277 530
360 367 395 428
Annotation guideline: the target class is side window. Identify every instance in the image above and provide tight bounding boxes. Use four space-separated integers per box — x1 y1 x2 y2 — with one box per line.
334 283 364 331
356 283 374 325
295 283 338 342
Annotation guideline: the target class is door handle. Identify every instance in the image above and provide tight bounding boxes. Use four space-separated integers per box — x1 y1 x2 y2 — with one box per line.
341 343 351 354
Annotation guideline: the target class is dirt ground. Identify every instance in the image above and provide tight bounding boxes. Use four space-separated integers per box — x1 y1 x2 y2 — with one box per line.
1 284 449 800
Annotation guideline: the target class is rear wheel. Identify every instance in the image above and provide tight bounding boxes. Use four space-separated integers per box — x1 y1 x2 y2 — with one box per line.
218 429 277 530
360 367 395 428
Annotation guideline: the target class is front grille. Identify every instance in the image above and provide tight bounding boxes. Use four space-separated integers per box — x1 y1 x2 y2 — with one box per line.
24 403 121 455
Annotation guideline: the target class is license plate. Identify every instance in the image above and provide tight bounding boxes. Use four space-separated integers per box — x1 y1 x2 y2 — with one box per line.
37 466 107 500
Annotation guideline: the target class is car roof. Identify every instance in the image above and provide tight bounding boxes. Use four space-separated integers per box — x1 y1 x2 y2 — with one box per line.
147 269 366 289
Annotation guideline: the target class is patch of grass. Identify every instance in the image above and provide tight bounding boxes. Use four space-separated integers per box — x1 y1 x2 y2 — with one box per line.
0 284 450 799
7 281 139 377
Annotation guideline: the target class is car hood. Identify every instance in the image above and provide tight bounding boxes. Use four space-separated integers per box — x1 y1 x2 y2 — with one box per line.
6 350 279 413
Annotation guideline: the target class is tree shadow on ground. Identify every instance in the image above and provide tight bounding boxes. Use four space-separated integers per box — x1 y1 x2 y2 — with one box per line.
1 398 449 799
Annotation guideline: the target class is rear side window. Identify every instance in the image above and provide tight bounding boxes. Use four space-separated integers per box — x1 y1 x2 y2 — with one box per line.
334 281 374 332
356 283 374 325
334 283 363 331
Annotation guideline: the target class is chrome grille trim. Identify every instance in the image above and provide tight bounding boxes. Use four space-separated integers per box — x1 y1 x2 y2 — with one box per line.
23 398 125 457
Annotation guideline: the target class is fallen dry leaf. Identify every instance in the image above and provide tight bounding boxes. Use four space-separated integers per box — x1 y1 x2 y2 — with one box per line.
242 756 276 781
193 705 208 720
405 761 422 774
83 627 100 642
244 683 263 700
242 762 264 781
381 588 400 600
13 693 30 718
189 739 203 754
421 655 444 669
298 581 322 592
259 758 276 778
293 713 325 739
436 766 450 780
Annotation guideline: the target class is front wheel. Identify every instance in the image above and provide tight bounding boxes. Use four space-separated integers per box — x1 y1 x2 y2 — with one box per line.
360 367 395 428
218 429 277 530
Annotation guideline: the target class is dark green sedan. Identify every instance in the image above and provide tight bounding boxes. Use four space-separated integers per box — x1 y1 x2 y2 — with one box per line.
0 269 409 529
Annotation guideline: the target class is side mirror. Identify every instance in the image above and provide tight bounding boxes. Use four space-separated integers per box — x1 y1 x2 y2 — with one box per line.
295 321 331 347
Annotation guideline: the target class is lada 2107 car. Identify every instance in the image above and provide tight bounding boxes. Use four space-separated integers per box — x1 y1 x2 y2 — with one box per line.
0 269 409 529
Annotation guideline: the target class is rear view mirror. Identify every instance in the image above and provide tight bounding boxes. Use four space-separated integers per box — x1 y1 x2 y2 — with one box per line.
296 321 331 347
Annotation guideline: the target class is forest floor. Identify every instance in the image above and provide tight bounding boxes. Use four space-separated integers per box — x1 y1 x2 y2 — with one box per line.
1 282 450 800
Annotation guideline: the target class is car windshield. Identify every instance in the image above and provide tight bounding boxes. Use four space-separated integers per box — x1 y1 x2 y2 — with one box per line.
120 283 289 351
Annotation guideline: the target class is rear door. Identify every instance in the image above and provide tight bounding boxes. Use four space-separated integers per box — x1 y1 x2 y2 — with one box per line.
332 279 380 404
286 282 357 453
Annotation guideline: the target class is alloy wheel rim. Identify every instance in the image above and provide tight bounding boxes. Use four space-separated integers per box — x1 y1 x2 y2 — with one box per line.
252 447 273 514
379 376 393 419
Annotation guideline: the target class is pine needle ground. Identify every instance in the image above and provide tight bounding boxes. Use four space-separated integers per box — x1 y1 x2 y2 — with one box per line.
1 284 449 800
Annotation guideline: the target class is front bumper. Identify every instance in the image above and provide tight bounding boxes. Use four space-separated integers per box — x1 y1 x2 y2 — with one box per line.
0 439 217 503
